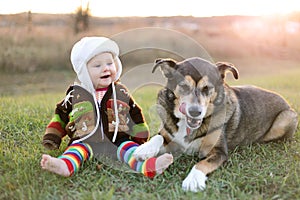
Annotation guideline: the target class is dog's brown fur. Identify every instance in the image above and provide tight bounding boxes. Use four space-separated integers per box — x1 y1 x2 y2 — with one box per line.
153 57 298 183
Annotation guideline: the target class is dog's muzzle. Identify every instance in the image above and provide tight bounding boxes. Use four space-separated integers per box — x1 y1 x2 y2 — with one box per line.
179 103 203 132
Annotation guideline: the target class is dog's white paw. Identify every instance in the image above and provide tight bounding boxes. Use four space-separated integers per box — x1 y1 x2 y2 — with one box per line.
133 135 163 161
182 166 207 192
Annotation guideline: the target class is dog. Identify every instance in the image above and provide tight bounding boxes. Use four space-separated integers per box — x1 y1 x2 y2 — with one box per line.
133 57 298 192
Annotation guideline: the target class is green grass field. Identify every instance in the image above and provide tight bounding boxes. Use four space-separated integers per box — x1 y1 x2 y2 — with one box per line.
1 69 299 200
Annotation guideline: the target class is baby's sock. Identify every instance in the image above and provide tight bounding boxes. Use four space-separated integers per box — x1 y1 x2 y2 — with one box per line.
58 142 93 175
117 141 173 178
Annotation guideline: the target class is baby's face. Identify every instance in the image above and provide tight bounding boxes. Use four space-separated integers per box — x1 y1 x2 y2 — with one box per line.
87 52 117 89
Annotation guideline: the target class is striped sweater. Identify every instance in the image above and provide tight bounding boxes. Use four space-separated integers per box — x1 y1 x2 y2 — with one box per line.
42 82 150 150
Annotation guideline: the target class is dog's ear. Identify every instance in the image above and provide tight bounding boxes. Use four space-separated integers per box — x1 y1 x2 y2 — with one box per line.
216 62 239 80
152 58 177 79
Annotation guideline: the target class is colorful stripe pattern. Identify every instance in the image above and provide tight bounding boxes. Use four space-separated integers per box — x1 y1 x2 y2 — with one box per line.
117 141 156 178
132 123 149 136
47 114 66 134
132 123 149 137
58 142 93 176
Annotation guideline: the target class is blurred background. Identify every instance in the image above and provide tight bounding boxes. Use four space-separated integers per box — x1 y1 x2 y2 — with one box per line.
0 0 300 95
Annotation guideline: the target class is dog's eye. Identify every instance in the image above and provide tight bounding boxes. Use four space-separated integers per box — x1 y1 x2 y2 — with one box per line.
201 85 212 96
179 82 190 91
202 86 209 94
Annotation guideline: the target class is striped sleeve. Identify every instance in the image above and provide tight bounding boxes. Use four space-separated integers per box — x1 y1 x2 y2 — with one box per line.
131 123 150 144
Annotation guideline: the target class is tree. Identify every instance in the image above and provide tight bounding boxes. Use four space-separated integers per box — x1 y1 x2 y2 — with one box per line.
74 1 90 34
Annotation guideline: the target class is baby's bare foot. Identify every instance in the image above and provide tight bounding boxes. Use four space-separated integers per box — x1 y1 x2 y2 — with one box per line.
155 153 173 174
40 154 70 177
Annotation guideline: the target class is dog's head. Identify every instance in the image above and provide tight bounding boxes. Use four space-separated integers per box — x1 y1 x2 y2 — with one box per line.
153 57 238 131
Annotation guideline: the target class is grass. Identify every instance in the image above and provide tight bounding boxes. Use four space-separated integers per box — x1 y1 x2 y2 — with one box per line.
0 68 300 200
1 13 300 199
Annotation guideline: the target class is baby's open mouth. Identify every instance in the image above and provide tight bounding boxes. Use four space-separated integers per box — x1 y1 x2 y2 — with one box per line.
101 75 110 79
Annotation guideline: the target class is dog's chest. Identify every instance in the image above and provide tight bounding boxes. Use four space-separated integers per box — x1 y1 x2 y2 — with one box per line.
172 120 202 155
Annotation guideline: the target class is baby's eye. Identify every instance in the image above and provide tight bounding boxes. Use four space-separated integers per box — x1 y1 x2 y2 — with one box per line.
107 62 113 66
95 65 101 68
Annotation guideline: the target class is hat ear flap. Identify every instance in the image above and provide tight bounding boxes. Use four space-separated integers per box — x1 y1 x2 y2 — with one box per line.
152 58 177 79
114 57 122 81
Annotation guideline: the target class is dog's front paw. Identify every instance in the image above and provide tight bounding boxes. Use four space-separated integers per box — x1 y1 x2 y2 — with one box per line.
133 135 163 161
182 166 207 192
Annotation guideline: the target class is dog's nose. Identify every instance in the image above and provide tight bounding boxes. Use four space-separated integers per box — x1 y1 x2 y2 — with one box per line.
188 106 202 117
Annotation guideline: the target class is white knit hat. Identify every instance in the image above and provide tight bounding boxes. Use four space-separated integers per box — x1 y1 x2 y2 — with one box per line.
70 36 123 93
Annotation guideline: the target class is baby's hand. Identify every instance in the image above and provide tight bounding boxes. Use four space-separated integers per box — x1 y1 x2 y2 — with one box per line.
42 133 62 150
42 139 59 150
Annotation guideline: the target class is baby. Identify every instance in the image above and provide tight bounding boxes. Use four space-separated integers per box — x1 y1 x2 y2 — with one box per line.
41 36 173 178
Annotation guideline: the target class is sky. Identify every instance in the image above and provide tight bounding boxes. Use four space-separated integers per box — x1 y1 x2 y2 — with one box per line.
1 0 300 17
